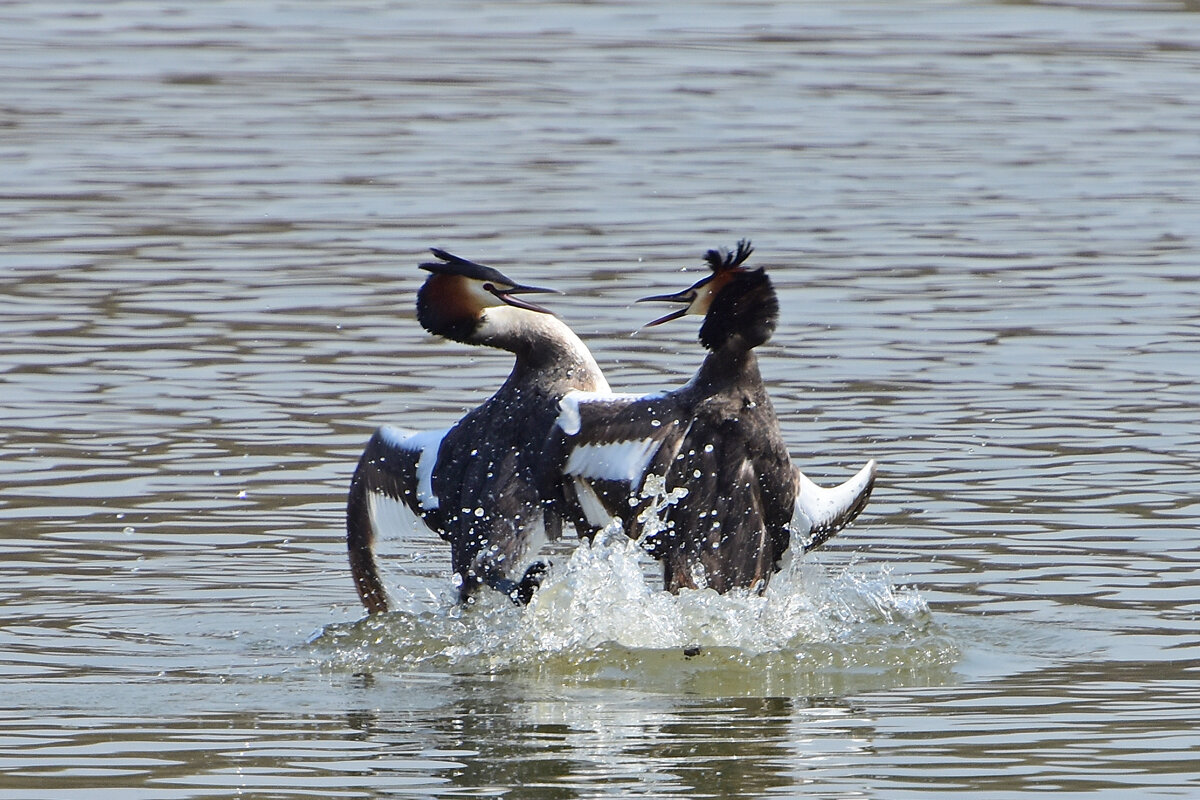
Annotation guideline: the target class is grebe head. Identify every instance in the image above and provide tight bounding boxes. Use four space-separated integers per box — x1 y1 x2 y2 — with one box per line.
416 248 557 343
638 239 778 350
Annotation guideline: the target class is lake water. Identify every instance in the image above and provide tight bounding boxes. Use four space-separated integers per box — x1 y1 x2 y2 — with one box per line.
3 0 1200 797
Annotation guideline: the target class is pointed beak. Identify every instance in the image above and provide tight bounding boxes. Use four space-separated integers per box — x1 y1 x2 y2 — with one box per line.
636 288 696 328
488 282 559 315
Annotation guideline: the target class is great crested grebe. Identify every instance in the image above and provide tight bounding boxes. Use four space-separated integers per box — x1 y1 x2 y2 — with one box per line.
543 240 876 593
346 248 609 612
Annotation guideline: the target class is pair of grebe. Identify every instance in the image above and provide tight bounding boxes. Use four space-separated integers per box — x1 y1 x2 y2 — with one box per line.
346 241 876 613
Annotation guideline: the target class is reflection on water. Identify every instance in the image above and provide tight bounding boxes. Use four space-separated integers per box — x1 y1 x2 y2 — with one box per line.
3 0 1200 796
344 690 851 799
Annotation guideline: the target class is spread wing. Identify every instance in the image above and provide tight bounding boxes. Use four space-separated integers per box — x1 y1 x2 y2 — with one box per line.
792 459 878 552
542 390 692 538
346 424 450 614
543 391 879 591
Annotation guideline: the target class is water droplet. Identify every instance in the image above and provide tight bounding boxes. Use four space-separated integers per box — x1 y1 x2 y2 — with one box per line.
704 444 714 453
474 507 485 517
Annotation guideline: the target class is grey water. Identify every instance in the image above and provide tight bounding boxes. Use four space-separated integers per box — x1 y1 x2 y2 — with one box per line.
3 0 1200 797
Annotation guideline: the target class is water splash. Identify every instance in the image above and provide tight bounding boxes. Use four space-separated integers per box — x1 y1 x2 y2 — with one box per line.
313 531 956 695
314 468 955 691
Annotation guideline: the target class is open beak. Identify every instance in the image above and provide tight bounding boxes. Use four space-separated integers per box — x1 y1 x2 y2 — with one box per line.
636 284 701 327
488 282 559 315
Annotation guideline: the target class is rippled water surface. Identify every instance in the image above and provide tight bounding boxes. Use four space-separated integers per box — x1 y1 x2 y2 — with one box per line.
3 0 1200 797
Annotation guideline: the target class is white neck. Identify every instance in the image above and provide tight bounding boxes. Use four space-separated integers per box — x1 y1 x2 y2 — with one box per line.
477 306 610 392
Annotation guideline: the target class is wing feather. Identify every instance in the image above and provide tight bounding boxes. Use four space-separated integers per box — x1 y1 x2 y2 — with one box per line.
346 425 450 614
543 390 689 538
792 459 877 552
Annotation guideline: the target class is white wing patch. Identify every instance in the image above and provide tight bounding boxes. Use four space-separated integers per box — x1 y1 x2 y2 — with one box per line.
379 424 450 511
377 424 418 449
573 477 615 528
564 438 660 484
518 508 549 572
793 459 877 534
368 490 436 543
556 390 650 436
556 389 669 485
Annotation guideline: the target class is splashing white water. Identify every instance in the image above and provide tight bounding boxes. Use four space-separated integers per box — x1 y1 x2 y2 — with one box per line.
315 530 949 682
517 533 930 654
316 476 954 687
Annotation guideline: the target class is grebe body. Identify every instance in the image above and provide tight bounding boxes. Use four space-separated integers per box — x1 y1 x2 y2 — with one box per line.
347 249 608 612
545 241 876 593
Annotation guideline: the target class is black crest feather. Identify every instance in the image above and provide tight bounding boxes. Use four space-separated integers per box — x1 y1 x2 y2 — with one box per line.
703 239 754 273
420 248 517 287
